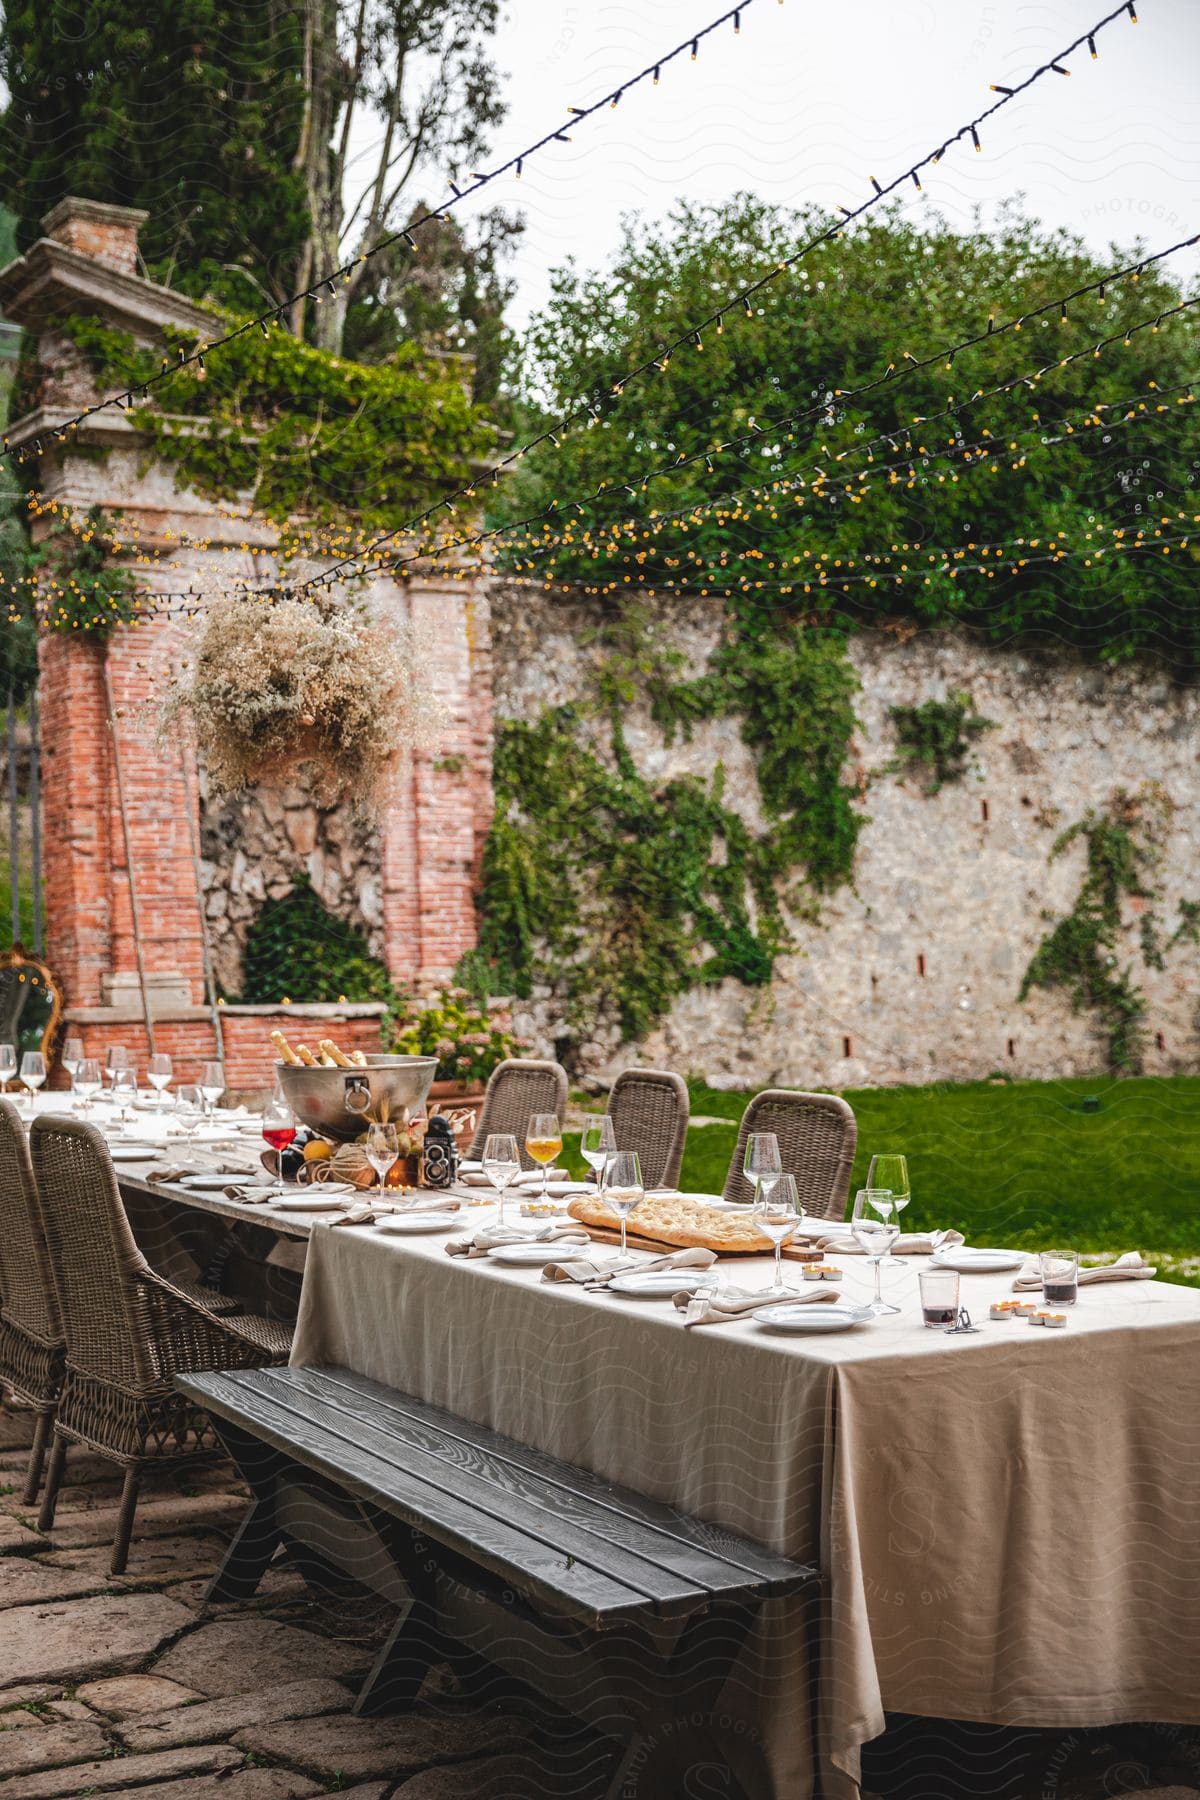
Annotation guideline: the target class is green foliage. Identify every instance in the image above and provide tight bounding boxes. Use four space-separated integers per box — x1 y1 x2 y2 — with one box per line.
0 490 36 698
389 988 524 1085
60 312 490 531
238 874 398 1008
35 503 142 637
476 613 862 1044
1018 785 1189 1072
494 200 1200 670
0 0 310 309
888 692 995 794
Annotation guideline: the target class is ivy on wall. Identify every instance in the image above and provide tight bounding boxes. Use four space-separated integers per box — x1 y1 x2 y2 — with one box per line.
887 692 995 795
1019 784 1195 1072
477 601 864 1043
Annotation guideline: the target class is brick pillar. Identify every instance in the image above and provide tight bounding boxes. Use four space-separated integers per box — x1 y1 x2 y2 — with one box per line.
38 632 113 1005
380 574 494 986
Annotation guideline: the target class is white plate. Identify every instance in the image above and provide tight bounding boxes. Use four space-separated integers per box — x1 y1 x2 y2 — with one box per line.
752 1302 874 1333
486 1241 576 1266
267 1195 346 1212
109 1146 161 1163
374 1212 464 1234
931 1248 1025 1273
178 1172 264 1191
608 1270 711 1298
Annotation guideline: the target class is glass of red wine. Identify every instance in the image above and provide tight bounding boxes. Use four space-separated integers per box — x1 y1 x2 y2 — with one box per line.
919 1267 960 1329
261 1097 297 1196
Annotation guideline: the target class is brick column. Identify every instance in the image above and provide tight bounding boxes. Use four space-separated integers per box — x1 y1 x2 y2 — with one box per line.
38 631 113 1005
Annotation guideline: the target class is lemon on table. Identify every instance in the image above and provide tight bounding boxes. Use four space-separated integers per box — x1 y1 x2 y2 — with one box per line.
303 1138 333 1163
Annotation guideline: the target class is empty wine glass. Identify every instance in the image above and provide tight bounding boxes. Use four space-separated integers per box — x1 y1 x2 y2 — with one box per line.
19 1051 46 1117
62 1035 84 1101
849 1213 901 1316
200 1060 225 1117
175 1084 205 1145
365 1122 400 1208
525 1113 563 1202
579 1114 617 1187
755 1172 801 1293
111 1065 138 1125
854 1185 899 1264
261 1096 296 1196
147 1053 173 1109
743 1132 782 1205
75 1058 102 1112
0 1043 16 1093
482 1132 521 1228
104 1045 130 1098
867 1154 910 1223
602 1149 644 1257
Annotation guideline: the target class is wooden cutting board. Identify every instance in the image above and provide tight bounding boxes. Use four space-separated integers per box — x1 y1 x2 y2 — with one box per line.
575 1221 823 1260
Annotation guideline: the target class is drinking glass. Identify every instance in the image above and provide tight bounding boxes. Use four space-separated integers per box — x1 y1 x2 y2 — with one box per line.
853 1185 898 1263
62 1035 84 1101
365 1122 400 1208
75 1058 102 1112
147 1053 173 1109
743 1132 782 1204
104 1045 130 1097
849 1215 901 1315
200 1060 225 1117
602 1149 644 1257
111 1065 138 1125
261 1097 297 1196
175 1084 205 1144
579 1115 617 1187
482 1132 521 1228
918 1267 960 1328
0 1042 16 1092
868 1153 910 1221
1039 1250 1079 1306
525 1113 563 1202
19 1051 46 1117
755 1171 800 1293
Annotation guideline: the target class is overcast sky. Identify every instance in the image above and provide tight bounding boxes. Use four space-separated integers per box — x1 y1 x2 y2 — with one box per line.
466 0 1200 327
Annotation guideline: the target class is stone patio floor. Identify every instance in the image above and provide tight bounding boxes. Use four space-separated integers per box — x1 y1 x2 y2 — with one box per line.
1 1401 1198 1800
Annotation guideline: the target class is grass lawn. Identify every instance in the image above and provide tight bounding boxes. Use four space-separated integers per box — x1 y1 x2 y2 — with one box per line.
565 1073 1200 1286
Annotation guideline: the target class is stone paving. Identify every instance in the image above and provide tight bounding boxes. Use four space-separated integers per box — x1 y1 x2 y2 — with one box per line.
2 1401 1199 1800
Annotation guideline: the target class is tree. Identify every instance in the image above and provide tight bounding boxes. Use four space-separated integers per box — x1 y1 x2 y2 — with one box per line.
293 0 508 354
495 198 1200 669
0 0 311 309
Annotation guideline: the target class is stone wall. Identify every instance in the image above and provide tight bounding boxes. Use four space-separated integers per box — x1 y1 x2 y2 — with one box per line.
489 582 1200 1089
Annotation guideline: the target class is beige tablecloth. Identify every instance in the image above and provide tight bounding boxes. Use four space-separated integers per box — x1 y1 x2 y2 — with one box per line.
292 1230 1200 1799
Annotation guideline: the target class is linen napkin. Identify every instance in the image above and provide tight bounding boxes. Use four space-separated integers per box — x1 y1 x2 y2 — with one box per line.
814 1228 964 1256
673 1285 842 1328
222 1184 272 1203
446 1221 590 1260
541 1245 717 1290
1012 1250 1156 1292
330 1199 464 1227
145 1167 193 1185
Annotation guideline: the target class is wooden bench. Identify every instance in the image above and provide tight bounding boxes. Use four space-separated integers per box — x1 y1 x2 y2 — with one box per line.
179 1365 817 1796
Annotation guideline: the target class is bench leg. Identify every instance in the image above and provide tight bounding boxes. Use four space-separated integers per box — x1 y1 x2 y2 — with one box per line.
206 1493 282 1603
353 1591 443 1716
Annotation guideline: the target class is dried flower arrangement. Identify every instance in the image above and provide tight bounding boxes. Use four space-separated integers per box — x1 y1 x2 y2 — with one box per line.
158 594 440 809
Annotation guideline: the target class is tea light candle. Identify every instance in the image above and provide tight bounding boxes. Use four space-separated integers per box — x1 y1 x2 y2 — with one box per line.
801 1264 825 1281
989 1301 1016 1320
1043 1312 1068 1329
1012 1302 1039 1318
819 1265 843 1282
1029 1310 1054 1326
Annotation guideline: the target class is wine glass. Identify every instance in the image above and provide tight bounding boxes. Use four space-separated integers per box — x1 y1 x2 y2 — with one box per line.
261 1097 297 1196
366 1122 400 1208
482 1132 521 1228
111 1065 138 1126
602 1149 644 1258
0 1042 16 1093
148 1053 173 1109
854 1185 899 1264
19 1051 46 1117
755 1172 801 1293
868 1154 910 1223
743 1132 782 1205
75 1058 102 1113
579 1114 617 1187
525 1113 563 1203
104 1045 130 1098
62 1035 84 1101
849 1213 901 1316
175 1085 205 1145
200 1060 225 1117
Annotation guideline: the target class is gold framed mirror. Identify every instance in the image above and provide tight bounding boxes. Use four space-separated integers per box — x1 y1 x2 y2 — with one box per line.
0 948 65 1065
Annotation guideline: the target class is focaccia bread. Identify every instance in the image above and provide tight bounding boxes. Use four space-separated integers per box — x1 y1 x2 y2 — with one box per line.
567 1192 777 1255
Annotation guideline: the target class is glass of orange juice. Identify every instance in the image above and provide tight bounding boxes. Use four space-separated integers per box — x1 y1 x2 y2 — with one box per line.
525 1113 563 1203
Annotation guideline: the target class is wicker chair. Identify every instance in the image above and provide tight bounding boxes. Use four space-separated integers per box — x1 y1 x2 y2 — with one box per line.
606 1068 689 1191
30 1115 293 1575
466 1059 569 1169
0 1100 66 1504
722 1090 858 1221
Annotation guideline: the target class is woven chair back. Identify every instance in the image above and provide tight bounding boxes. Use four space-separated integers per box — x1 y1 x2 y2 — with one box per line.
0 1099 63 1347
466 1059 569 1168
722 1089 858 1220
30 1114 160 1390
606 1068 689 1191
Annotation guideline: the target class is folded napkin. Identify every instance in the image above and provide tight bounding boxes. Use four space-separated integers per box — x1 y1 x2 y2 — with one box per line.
330 1209 381 1227
146 1167 192 1185
446 1221 590 1260
814 1228 964 1257
222 1184 272 1203
1012 1250 1156 1292
542 1246 717 1290
673 1284 842 1328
